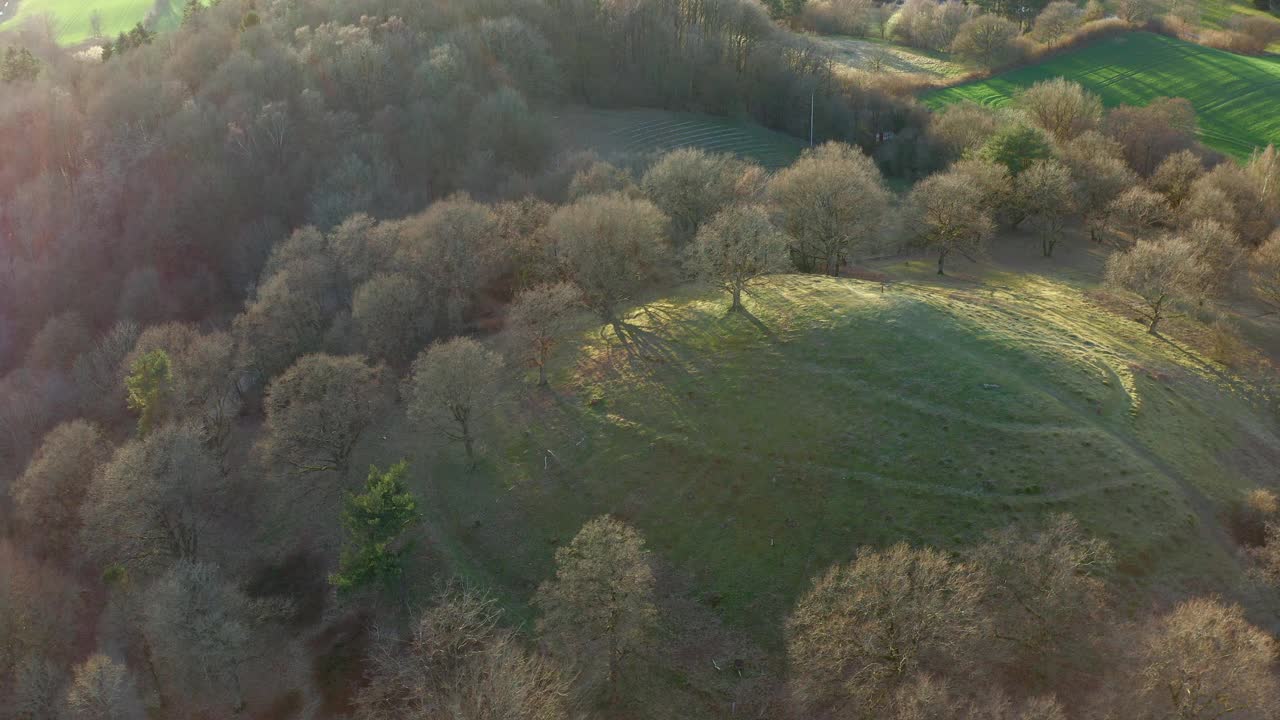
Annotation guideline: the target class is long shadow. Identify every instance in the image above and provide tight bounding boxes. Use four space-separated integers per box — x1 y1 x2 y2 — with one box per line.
728 306 779 342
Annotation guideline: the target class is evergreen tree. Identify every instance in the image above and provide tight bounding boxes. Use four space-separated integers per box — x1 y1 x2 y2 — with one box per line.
125 350 172 436
330 462 420 598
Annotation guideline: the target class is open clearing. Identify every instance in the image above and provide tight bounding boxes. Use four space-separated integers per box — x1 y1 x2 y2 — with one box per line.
820 35 969 78
371 231 1280 716
554 107 809 171
0 0 183 45
923 32 1280 159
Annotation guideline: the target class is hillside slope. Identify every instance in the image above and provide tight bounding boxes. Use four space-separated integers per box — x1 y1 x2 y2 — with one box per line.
377 237 1280 718
923 32 1280 158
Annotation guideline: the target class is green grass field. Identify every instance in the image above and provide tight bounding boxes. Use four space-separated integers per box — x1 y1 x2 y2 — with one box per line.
0 0 184 46
362 232 1280 714
555 107 809 171
923 32 1280 159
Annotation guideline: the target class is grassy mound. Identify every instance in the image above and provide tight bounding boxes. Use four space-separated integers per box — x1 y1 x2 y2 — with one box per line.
0 0 184 45
923 32 1280 158
396 262 1279 665
554 107 809 170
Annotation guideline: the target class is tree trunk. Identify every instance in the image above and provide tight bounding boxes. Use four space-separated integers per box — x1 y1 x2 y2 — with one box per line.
937 251 947 275
731 284 742 311
537 361 548 387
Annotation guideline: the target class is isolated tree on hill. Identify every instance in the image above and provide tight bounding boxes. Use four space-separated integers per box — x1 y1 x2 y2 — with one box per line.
976 124 1053 177
11 420 111 559
352 273 431 364
1017 160 1077 257
64 653 142 720
908 171 996 275
143 560 284 715
356 586 572 720
261 354 387 485
969 515 1113 674
1149 150 1204 208
548 193 671 332
405 337 504 463
768 142 891 275
641 148 754 242
688 205 791 312
1061 133 1138 242
1249 230 1280 310
507 282 582 387
1032 1 1083 44
82 423 224 569
951 14 1022 68
1016 79 1102 141
1115 0 1162 22
536 515 658 704
1104 237 1206 334
786 543 988 717
1111 598 1280 720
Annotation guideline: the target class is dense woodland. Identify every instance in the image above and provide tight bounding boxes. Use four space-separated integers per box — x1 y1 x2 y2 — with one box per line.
4 0 1280 718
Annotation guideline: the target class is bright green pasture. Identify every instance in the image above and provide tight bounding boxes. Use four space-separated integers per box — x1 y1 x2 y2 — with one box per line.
0 0 185 45
923 32 1280 158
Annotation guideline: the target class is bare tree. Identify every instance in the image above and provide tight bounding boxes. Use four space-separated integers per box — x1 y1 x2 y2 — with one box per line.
64 653 143 720
535 515 658 705
142 560 285 715
568 159 637 201
969 515 1113 676
1104 237 1206 334
1180 219 1244 300
129 323 241 447
260 354 387 483
396 195 502 334
1016 78 1102 141
907 171 996 275
356 586 572 720
11 420 111 559
785 543 989 717
768 142 891 276
1016 159 1076 257
687 205 791 311
547 193 671 333
507 283 582 387
641 148 756 242
1149 150 1204 208
1106 187 1172 242
1110 598 1280 720
1248 229 1280 311
81 423 224 569
405 337 504 462
352 273 432 364
1031 1 1083 44
1061 132 1137 242
951 14 1023 68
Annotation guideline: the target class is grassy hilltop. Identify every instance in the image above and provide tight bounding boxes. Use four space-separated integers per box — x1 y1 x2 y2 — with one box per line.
924 32 1280 159
378 234 1280 716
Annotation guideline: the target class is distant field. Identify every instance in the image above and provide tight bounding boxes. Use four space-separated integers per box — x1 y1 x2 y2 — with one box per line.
820 35 969 78
554 107 809 171
923 32 1280 159
0 0 184 45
